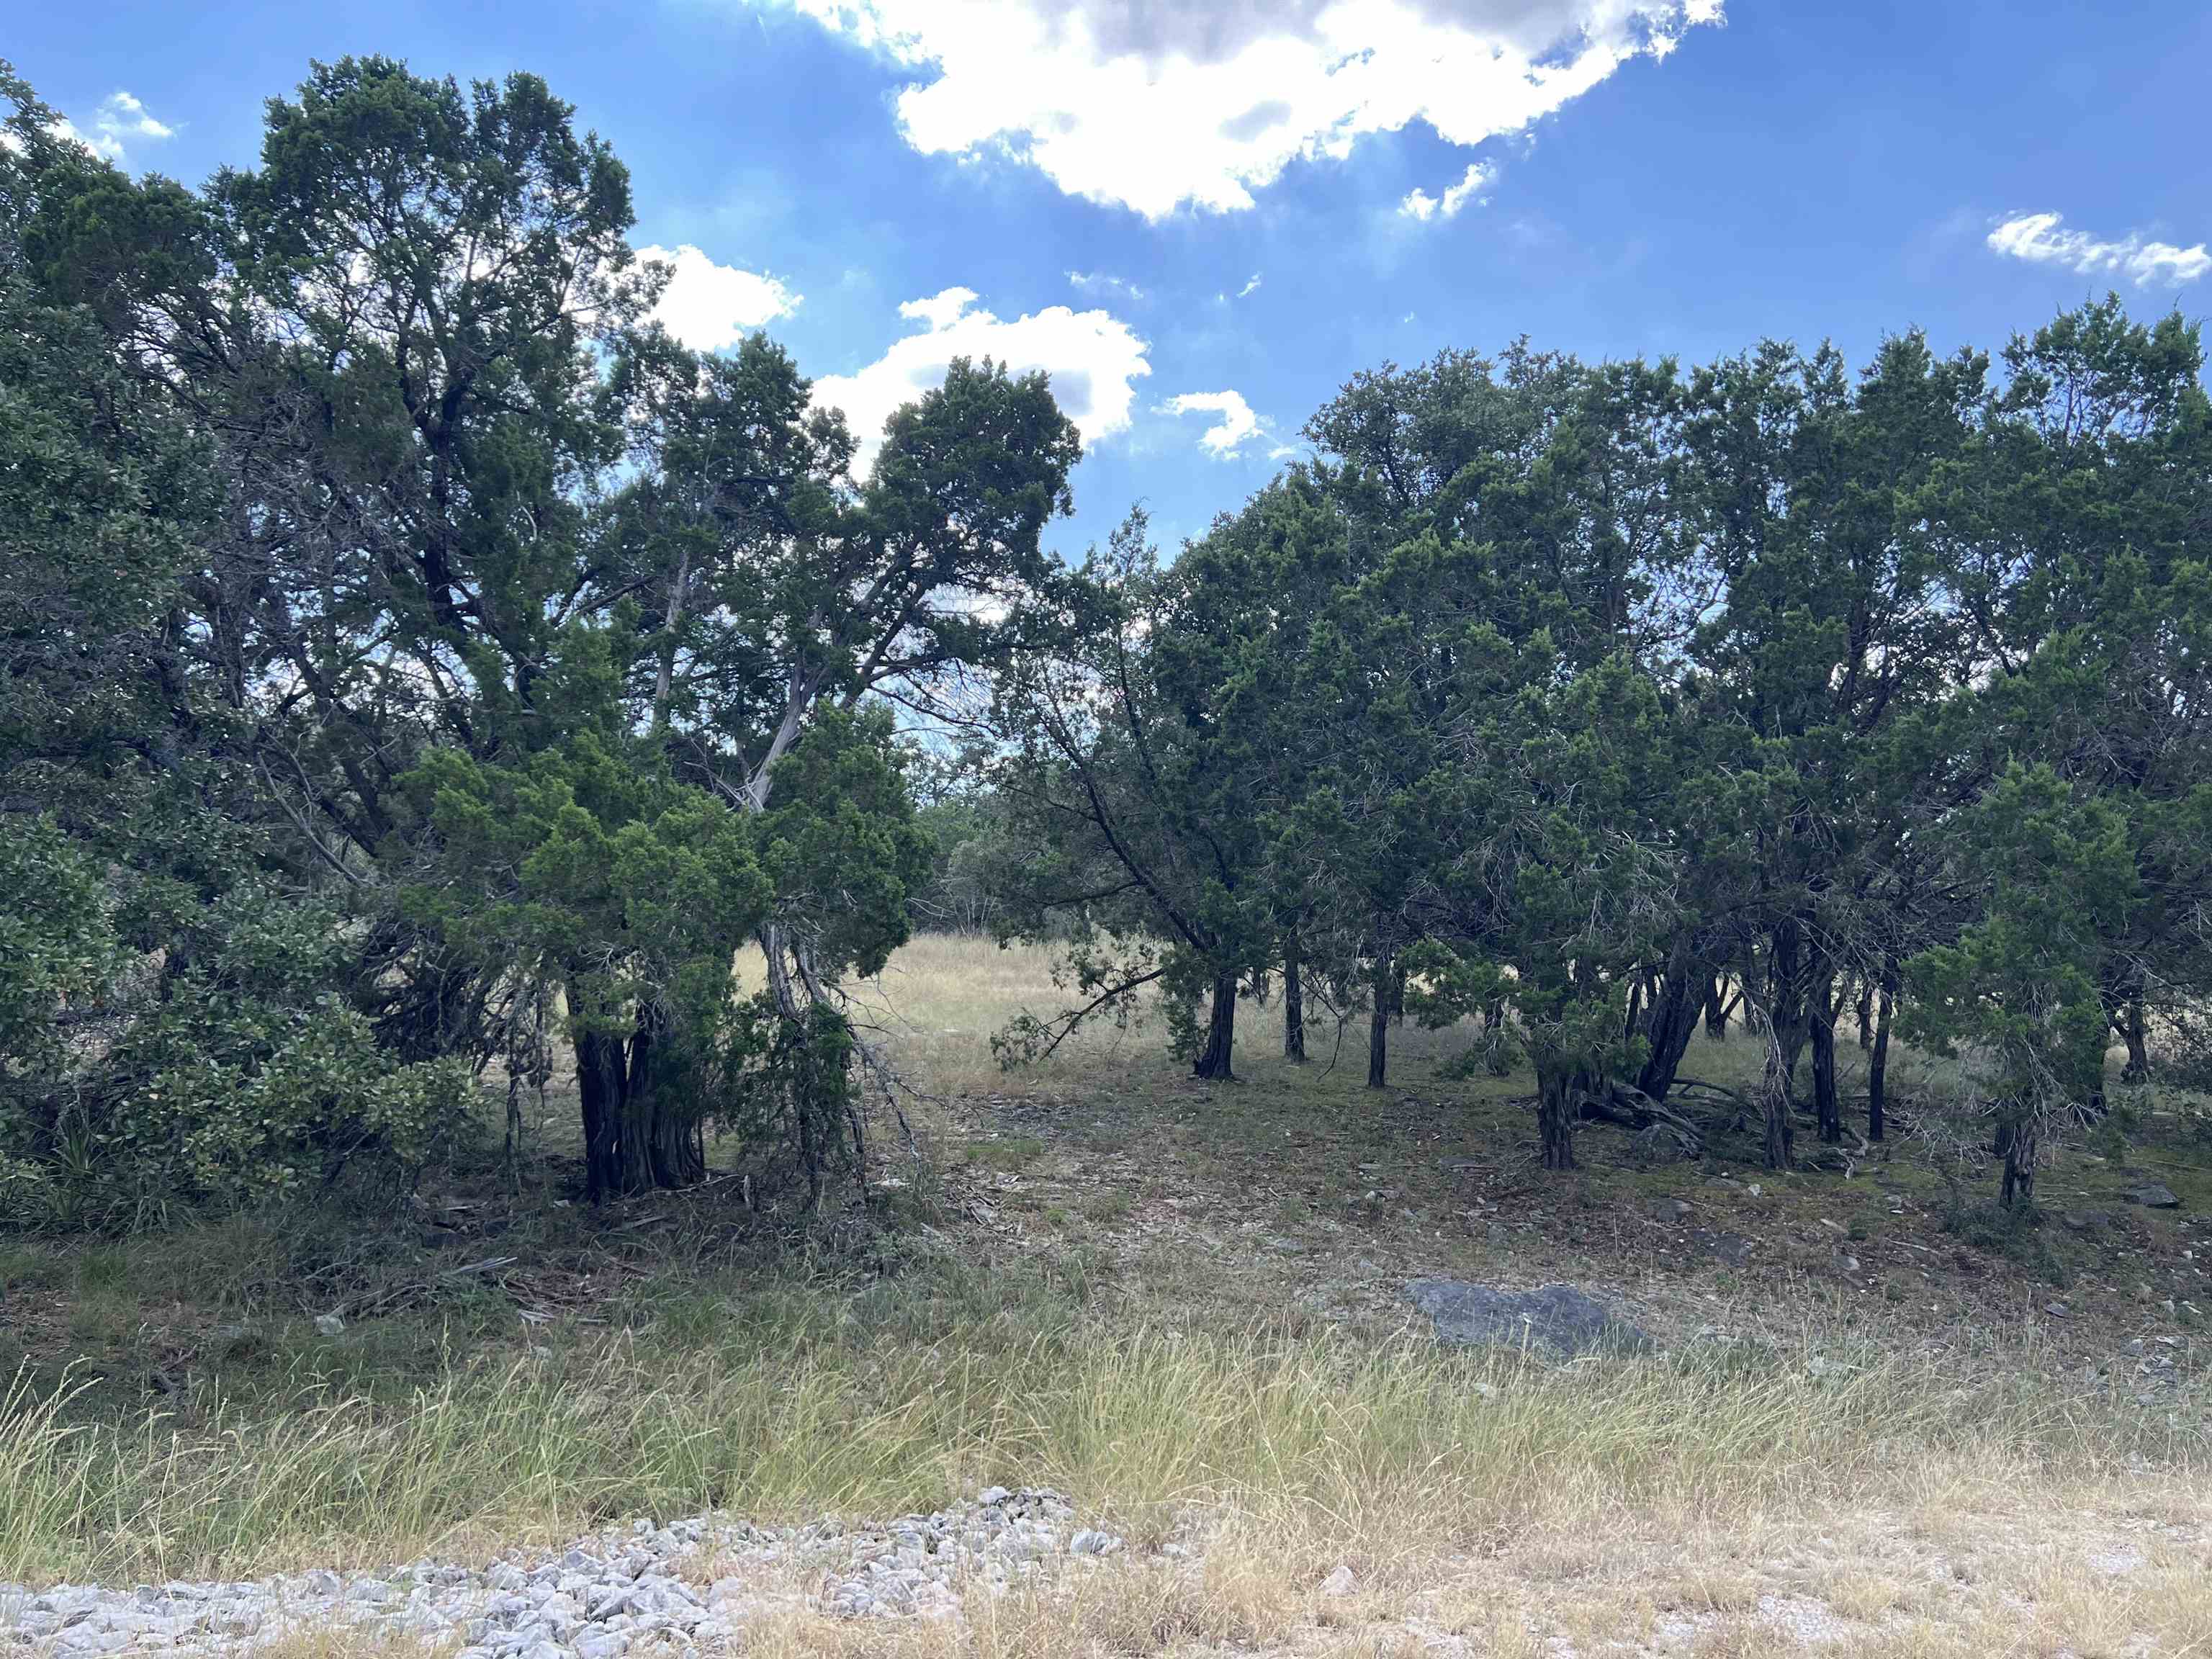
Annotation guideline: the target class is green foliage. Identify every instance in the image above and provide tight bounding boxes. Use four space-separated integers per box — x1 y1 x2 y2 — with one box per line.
9 37 2212 1235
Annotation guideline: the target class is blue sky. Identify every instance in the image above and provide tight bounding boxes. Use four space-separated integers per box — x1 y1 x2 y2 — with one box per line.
14 0 2210 555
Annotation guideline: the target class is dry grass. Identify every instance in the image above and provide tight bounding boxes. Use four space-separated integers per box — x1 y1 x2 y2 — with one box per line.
844 934 1183 1102
6 934 2212 1655
12 1314 2164 1586
7 1323 2208 1652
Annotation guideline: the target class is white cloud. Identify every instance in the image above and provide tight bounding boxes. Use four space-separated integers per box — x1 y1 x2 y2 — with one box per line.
1236 272 1262 297
898 287 978 331
636 243 801 351
99 92 171 142
751 0 1723 219
1067 269 1147 301
1162 390 1262 458
1401 159 1496 222
24 92 176 164
814 286 1151 469
1987 212 2210 288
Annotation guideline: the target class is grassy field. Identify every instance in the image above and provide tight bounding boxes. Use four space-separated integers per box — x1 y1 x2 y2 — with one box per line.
6 933 2212 1654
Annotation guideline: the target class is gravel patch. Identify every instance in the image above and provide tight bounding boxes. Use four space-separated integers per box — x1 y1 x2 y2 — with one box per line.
0 1487 1117 1655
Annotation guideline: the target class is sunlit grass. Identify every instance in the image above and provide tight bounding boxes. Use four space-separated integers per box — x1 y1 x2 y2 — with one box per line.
6 1287 2198 1588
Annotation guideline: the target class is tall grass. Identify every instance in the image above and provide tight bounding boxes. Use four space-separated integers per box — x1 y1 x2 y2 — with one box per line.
4 1311 2195 1587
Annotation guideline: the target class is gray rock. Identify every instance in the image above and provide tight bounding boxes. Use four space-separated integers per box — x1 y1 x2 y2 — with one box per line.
1693 1229 1755 1267
2126 1184 2181 1209
1408 1280 1649 1356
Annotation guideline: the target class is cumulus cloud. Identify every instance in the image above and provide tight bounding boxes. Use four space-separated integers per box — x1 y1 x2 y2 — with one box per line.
1987 212 2210 287
750 0 1723 218
1162 390 1262 458
98 91 171 144
1401 159 1496 222
637 243 801 351
814 286 1151 469
20 91 176 163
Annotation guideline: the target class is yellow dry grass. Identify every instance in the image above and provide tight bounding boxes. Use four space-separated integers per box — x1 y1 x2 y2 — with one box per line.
6 934 2210 1655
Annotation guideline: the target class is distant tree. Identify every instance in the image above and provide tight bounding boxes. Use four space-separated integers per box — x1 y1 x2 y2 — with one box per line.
1903 765 2141 1204
989 513 1281 1078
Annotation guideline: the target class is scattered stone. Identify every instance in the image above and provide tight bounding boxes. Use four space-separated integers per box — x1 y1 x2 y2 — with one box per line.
2126 1184 2181 1210
313 1312 345 1336
2045 1302 2069 1318
1408 1280 1650 1357
0 1488 1110 1653
1319 1564 1358 1599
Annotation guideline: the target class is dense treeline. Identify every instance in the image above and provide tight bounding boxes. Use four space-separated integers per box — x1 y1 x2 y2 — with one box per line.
4 56 2208 1229
989 322 2212 1200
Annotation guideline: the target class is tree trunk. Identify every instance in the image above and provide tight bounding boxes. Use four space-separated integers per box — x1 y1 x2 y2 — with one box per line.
1703 974 1730 1041
1367 946 1393 1089
1761 1076 1794 1172
1809 971 1841 1145
1282 937 1306 1063
761 920 823 1201
2120 997 2149 1084
575 1025 629 1201
1193 971 1238 1080
1766 920 1807 1109
1761 1018 1795 1173
1868 961 1894 1142
1635 953 1703 1102
1536 1061 1578 1171
629 1004 704 1189
2000 1112 2036 1207
1855 981 1874 1049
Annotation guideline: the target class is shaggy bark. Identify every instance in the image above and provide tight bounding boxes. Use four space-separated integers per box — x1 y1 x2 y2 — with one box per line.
1535 1058 1581 1170
1868 961 1894 1141
1809 969 1842 1145
1367 946 1393 1089
1999 1113 2038 1207
1635 952 1704 1102
1764 920 1808 1109
1194 971 1238 1080
1282 937 1306 1062
575 1026 629 1201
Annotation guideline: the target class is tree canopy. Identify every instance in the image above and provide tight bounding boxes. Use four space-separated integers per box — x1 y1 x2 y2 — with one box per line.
6 51 2211 1235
